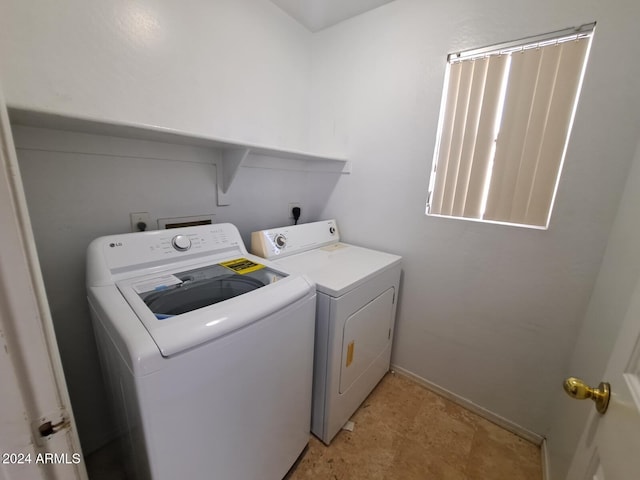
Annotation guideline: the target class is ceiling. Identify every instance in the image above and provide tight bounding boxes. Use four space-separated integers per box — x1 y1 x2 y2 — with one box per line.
269 0 395 32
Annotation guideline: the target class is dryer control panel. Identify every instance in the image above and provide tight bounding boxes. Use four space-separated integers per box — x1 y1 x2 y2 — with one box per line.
251 219 340 260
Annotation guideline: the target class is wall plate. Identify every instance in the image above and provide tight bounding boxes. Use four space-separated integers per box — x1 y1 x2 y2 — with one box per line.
130 212 150 232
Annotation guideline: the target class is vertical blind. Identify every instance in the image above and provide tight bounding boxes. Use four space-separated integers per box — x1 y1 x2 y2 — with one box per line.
428 29 592 228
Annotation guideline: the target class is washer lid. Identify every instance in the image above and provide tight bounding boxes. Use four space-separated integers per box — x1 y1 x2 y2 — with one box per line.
117 257 314 356
135 261 280 318
273 243 401 297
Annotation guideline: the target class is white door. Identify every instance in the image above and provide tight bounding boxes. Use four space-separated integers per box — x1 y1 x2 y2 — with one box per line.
0 90 86 480
566 272 640 479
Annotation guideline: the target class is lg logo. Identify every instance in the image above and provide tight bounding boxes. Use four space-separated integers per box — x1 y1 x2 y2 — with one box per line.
109 242 123 248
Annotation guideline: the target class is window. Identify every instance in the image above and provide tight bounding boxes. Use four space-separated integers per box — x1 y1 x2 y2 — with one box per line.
427 24 594 228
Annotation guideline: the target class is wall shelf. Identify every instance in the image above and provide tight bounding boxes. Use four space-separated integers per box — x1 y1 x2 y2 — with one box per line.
8 108 350 206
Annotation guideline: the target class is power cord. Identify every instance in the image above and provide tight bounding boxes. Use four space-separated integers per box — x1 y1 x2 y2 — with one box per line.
292 206 301 225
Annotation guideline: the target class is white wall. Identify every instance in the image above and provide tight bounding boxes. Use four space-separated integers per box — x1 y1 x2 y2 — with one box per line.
309 0 640 442
0 0 311 150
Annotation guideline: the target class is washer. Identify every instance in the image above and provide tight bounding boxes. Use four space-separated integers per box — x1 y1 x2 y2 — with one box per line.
251 219 401 444
86 223 316 480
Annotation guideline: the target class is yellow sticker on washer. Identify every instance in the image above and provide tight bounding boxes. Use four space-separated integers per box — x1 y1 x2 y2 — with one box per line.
220 258 265 274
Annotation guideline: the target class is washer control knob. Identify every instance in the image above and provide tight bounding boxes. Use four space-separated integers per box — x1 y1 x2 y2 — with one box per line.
329 226 336 235
172 235 192 252
274 233 287 249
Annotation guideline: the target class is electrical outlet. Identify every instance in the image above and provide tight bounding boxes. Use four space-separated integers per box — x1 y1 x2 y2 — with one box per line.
130 212 150 232
288 203 301 220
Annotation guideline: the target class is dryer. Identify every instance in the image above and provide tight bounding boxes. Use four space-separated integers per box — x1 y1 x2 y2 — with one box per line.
87 223 316 480
251 220 401 444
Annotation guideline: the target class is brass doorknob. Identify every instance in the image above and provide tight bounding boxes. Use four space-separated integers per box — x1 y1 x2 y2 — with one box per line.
563 377 610 414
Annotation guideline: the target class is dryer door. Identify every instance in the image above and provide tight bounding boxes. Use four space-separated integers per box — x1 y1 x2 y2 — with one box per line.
339 287 395 394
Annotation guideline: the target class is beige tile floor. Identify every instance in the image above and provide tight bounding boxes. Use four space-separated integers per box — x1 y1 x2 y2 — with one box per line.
86 372 541 480
286 372 541 480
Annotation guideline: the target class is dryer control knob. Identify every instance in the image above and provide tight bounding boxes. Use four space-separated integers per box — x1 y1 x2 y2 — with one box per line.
274 233 287 249
329 226 336 235
172 235 192 252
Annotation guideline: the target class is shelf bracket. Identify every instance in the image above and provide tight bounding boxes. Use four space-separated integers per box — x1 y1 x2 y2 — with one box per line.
216 147 250 206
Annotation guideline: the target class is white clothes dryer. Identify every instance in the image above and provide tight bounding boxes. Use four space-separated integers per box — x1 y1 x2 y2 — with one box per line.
87 223 316 480
251 220 401 444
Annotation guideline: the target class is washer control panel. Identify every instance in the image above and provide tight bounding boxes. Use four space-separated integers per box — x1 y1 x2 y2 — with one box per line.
251 219 340 260
94 224 245 278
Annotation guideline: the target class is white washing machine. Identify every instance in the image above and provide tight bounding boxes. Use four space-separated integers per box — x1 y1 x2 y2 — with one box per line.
86 223 316 480
251 220 401 444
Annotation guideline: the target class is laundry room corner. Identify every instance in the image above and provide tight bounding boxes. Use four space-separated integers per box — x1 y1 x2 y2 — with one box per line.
308 0 640 442
3 0 640 477
10 123 342 453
